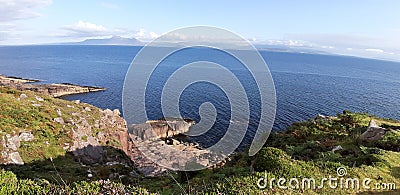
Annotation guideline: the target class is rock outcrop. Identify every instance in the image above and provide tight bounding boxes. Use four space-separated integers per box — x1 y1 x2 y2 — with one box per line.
360 120 390 141
129 118 195 141
1 132 35 165
0 74 105 97
68 108 129 165
0 75 40 84
0 86 218 177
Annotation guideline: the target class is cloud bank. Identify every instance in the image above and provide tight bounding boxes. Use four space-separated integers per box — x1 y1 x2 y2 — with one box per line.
62 21 109 37
0 0 51 22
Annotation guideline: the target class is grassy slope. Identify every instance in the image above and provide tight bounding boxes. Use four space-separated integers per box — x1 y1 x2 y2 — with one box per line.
1 86 400 194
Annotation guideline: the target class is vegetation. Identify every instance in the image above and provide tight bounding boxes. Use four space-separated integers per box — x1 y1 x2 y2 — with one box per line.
1 87 400 194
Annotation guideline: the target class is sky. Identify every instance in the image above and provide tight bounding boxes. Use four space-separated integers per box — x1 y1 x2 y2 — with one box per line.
1 0 400 61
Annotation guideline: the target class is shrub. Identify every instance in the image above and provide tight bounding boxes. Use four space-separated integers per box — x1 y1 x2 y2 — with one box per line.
253 147 289 171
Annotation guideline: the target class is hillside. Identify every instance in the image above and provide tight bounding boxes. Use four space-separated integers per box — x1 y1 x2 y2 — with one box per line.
1 86 400 194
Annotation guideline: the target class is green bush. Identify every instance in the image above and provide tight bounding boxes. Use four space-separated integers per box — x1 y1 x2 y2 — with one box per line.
254 147 289 171
375 131 400 151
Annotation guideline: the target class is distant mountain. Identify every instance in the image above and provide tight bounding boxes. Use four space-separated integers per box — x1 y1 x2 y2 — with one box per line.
59 36 143 46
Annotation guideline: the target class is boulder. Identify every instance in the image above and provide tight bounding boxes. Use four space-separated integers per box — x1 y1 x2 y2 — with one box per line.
331 145 343 153
5 135 20 150
1 135 24 165
53 117 65 124
9 152 24 165
72 144 104 164
129 119 195 141
316 114 327 120
19 132 34 142
19 94 28 99
113 109 121 116
360 120 389 141
35 95 44 102
56 109 62 117
103 109 113 116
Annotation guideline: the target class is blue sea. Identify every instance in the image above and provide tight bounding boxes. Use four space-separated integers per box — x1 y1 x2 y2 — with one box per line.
1 45 400 147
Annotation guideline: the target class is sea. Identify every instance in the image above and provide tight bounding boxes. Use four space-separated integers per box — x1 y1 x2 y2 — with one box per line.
1 45 399 147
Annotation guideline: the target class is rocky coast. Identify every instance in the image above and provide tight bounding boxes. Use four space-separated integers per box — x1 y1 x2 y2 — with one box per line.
0 84 215 177
0 74 105 97
1 86 400 194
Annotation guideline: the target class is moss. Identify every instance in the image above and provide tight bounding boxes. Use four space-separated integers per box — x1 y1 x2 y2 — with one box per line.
81 135 88 141
254 147 289 171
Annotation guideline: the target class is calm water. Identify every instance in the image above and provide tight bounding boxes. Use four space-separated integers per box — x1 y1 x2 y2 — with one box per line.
1 45 399 147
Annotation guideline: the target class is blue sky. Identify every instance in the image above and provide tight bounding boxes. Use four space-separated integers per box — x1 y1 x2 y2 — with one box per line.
1 0 400 61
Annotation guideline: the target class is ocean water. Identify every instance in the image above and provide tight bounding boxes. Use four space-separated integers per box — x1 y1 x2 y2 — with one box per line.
1 45 399 147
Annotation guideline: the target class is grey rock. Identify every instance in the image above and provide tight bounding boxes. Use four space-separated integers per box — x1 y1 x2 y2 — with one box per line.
6 135 20 150
9 152 24 165
97 132 105 140
31 104 42 107
19 132 34 142
72 144 104 164
129 119 195 140
56 109 62 117
103 109 113 116
369 120 378 128
35 95 44 102
53 117 65 124
84 107 91 112
19 94 28 99
113 109 121 116
332 145 343 153
73 100 80 104
360 120 389 141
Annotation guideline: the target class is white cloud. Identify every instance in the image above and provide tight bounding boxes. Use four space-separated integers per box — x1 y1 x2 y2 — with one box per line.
132 28 160 40
134 29 146 37
321 45 334 49
0 0 51 22
149 32 159 39
62 20 109 37
0 0 51 44
256 39 314 47
365 48 384 53
164 33 189 40
57 22 159 43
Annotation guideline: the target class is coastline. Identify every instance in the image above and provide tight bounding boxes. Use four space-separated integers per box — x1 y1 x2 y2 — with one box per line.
0 74 106 97
0 75 41 84
1 85 399 193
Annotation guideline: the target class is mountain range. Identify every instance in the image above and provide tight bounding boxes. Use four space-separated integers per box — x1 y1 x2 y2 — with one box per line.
59 36 143 46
